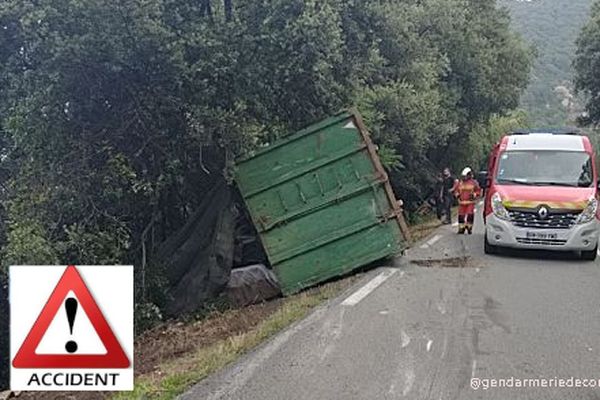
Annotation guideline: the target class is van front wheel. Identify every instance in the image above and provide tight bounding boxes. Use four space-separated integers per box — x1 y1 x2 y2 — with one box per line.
581 246 598 261
484 234 498 255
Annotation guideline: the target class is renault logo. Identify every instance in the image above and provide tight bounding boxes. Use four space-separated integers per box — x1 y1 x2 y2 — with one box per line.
538 206 549 219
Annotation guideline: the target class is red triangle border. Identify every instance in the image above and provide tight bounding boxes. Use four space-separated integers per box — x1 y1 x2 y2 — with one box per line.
12 265 130 368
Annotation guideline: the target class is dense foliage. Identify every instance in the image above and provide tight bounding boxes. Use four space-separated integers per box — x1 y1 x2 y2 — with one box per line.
334 0 532 208
575 1 600 127
500 0 593 125
0 0 532 386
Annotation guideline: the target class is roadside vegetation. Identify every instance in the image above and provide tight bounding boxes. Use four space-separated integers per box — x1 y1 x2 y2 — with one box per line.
0 0 532 389
575 1 600 129
500 0 593 126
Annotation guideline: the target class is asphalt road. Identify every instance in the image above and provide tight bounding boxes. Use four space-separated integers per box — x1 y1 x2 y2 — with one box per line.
182 206 600 400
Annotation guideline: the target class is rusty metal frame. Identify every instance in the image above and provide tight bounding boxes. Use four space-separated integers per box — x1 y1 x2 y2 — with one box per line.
350 108 412 243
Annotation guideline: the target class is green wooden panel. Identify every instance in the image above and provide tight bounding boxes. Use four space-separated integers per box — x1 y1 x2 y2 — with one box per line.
275 222 402 294
244 151 374 230
262 186 390 263
235 110 406 294
237 113 360 196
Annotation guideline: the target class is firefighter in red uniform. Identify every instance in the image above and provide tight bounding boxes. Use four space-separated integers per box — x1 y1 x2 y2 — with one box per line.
452 167 481 234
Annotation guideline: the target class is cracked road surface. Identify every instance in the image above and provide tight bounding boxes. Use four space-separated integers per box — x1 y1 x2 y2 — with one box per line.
182 208 600 400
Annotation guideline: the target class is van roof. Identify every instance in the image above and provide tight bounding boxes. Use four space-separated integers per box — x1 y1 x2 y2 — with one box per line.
501 133 591 152
509 128 581 135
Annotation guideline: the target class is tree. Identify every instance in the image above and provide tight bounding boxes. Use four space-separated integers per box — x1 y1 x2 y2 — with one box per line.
574 2 600 126
338 0 532 204
0 0 532 274
0 0 351 293
0 0 533 387
502 0 593 126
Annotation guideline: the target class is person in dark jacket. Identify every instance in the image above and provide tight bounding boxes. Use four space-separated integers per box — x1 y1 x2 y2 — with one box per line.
440 167 455 224
433 173 444 220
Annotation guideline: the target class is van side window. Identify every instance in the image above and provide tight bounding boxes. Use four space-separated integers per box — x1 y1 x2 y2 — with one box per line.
578 158 593 187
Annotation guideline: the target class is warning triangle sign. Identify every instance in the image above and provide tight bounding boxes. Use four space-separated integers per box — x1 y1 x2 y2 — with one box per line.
12 265 130 368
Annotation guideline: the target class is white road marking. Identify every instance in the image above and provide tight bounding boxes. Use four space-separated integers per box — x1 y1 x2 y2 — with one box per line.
426 339 433 352
427 234 441 246
471 360 477 379
379 310 389 315
420 243 429 249
401 330 411 348
341 268 398 306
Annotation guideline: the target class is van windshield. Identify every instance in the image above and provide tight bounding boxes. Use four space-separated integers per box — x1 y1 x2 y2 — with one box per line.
496 150 594 187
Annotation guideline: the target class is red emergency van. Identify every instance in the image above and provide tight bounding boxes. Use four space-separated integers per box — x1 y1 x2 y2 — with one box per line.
482 130 599 260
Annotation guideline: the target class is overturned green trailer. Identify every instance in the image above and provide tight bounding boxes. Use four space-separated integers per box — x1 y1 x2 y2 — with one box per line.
235 109 410 295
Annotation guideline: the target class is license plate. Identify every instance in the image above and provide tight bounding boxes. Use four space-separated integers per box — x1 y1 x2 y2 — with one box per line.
526 231 557 240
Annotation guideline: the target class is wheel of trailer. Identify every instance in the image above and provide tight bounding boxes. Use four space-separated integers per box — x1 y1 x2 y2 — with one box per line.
581 245 598 261
484 234 498 255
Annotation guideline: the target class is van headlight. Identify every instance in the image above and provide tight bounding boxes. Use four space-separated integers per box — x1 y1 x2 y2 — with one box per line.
576 198 598 224
491 192 510 220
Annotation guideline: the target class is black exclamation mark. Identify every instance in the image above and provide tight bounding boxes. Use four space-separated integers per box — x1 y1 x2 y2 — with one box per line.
65 298 78 353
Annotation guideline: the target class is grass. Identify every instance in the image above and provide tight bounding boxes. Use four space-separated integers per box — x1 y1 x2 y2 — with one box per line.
113 280 353 400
